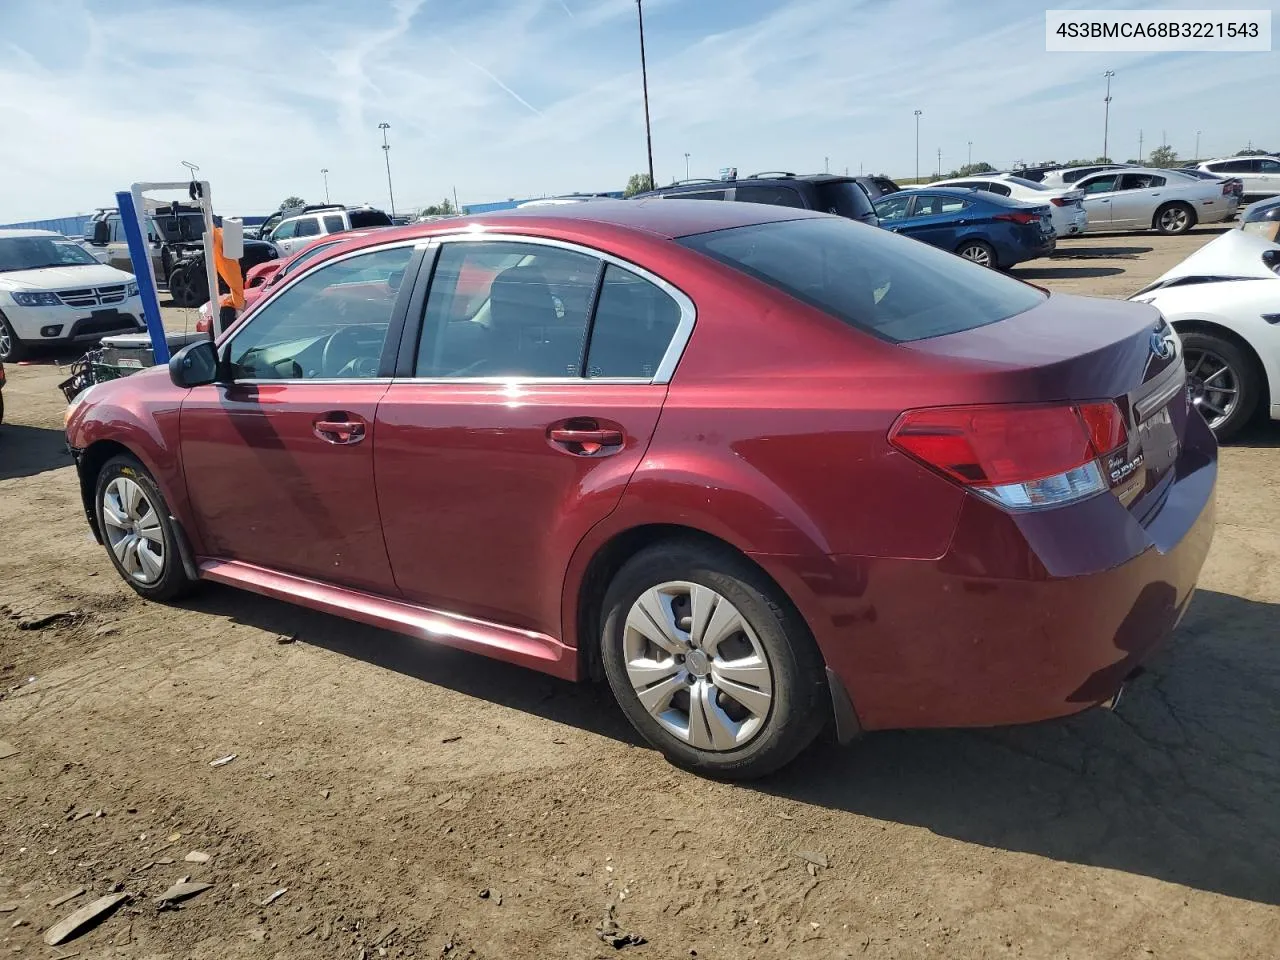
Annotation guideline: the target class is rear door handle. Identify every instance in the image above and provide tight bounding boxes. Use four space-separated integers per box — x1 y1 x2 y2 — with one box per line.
313 414 367 445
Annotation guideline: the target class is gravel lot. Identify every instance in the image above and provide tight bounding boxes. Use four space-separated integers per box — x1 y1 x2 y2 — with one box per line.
1 227 1277 959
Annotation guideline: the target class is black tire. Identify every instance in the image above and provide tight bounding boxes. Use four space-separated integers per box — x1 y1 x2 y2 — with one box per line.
1180 330 1260 442
1154 201 1196 235
160 248 173 283
0 391 5 424
93 454 197 602
167 262 207 308
955 239 997 269
0 312 27 363
599 540 829 780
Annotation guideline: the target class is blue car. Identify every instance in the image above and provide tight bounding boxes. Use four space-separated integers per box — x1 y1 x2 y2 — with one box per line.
872 188 1055 269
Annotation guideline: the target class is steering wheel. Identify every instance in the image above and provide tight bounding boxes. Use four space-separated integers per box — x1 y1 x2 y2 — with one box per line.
321 325 369 377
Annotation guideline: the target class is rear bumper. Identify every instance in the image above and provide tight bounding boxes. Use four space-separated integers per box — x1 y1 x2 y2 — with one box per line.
756 415 1218 731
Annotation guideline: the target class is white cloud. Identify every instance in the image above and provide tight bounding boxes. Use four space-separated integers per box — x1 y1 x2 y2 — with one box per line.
0 0 1275 222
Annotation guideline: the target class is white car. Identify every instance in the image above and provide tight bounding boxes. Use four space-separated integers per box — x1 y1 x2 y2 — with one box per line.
1072 167 1238 235
267 205 393 256
1196 155 1280 198
923 174 1088 237
0 229 145 362
1039 163 1133 187
1129 229 1280 440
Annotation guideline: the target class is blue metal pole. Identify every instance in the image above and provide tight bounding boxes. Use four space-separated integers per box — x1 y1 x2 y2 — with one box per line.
114 190 169 363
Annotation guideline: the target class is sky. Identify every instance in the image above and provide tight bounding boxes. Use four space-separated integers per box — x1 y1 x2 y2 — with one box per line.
0 0 1277 221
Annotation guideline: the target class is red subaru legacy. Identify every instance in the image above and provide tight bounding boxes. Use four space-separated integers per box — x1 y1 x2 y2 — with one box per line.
65 200 1216 779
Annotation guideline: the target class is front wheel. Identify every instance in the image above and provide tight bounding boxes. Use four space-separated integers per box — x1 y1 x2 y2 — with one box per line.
94 455 196 601
956 239 996 268
600 541 829 780
0 313 27 363
1155 202 1195 235
1181 331 1259 442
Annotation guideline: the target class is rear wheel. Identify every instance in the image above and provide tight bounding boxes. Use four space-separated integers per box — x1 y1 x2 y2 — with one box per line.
0 313 27 362
956 239 996 268
1155 202 1195 235
1181 330 1259 441
599 541 828 780
94 455 196 601
168 262 207 308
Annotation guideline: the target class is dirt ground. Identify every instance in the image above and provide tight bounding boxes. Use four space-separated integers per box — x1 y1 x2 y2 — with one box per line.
1 228 1277 959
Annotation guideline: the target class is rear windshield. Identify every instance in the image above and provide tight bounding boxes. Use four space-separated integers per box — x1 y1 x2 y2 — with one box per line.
813 181 875 219
349 209 394 228
679 217 1045 343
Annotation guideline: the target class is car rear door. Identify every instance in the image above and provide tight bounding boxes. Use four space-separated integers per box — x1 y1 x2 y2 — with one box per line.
1077 173 1119 229
373 236 690 639
179 241 421 594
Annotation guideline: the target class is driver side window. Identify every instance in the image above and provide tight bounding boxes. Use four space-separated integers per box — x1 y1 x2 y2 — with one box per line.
226 245 414 381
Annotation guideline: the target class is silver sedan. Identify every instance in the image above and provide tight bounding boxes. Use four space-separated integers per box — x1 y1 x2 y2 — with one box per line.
1074 167 1239 235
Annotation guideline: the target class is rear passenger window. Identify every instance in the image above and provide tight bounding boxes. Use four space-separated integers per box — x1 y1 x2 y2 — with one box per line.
416 241 599 378
985 182 1012 196
295 218 321 238
323 214 345 233
586 265 682 379
734 185 807 208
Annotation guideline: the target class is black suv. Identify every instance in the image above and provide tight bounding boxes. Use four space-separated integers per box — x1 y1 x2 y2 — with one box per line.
634 172 880 225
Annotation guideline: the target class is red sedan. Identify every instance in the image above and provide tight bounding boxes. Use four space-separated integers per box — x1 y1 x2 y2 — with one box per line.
65 201 1216 779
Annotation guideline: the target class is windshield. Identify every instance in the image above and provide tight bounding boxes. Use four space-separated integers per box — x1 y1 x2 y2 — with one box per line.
679 217 1045 343
0 236 98 271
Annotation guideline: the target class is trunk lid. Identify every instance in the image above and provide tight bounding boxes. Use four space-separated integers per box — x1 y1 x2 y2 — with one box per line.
908 293 1187 517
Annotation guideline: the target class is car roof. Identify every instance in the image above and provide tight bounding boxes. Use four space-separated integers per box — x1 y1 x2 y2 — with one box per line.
1203 154 1275 162
307 199 826 253
0 228 63 239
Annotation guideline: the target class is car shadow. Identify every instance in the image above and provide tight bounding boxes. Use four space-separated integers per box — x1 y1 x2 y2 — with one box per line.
1229 419 1280 448
0 422 73 480
1011 265 1126 280
184 583 1278 905
1050 243 1153 259
754 588 1280 906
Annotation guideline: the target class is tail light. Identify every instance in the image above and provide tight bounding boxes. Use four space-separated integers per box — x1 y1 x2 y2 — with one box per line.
1049 197 1070 207
995 210 1039 224
888 402 1128 510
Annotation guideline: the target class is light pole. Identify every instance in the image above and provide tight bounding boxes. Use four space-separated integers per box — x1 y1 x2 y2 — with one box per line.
824 156 829 173
1102 70 1115 161
636 0 655 191
320 168 330 205
913 109 922 182
684 152 690 180
1195 130 1201 161
936 147 941 179
378 122 396 219
967 141 972 168
1138 128 1144 165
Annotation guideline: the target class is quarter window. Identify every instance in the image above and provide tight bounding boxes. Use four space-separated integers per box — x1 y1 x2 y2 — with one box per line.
226 245 413 380
586 265 682 379
415 241 600 378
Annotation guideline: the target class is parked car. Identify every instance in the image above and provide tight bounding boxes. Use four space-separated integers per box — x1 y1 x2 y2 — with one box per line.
634 172 880 226
265 204 394 256
851 176 901 201
1239 195 1280 241
517 194 615 208
64 200 1216 778
167 238 281 308
1129 228 1280 440
84 204 207 280
194 231 377 334
1195 155 1280 198
1071 167 1238 234
873 188 1055 268
1176 167 1245 200
1040 164 1134 186
924 174 1088 237
0 229 145 362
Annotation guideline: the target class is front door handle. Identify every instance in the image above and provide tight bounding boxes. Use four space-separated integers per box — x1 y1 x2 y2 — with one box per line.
548 421 624 456
313 415 366 445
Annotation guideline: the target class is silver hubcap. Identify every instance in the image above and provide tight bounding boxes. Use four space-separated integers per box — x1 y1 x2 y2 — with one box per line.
1184 348 1239 428
0 323 11 358
1161 208 1189 232
960 244 991 266
102 477 165 584
623 582 774 752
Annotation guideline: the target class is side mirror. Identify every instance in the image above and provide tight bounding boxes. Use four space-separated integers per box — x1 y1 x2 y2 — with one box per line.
91 221 110 245
168 339 220 388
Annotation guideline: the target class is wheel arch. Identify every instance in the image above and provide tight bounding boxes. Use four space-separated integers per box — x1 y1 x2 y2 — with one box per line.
1172 317 1272 416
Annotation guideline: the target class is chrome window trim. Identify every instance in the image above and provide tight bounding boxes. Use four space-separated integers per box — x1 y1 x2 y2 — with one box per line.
392 377 657 386
219 237 432 373
419 231 697 385
230 378 395 387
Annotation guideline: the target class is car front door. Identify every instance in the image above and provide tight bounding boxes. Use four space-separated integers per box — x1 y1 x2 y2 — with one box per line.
1109 173 1165 228
892 193 971 251
179 242 420 593
373 237 687 639
1077 173 1120 229
269 219 299 255
1256 158 1280 195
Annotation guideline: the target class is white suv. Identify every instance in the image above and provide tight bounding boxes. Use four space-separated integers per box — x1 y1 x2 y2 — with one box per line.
267 205 393 255
0 229 145 361
1196 156 1280 198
